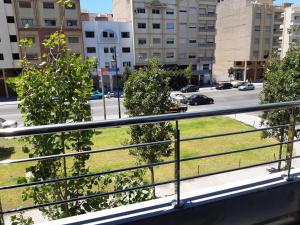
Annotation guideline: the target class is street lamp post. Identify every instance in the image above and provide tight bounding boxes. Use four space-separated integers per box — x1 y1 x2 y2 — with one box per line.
112 46 121 119
96 59 107 120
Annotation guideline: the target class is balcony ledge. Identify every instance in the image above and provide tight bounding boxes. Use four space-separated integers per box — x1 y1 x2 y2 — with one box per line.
38 168 300 225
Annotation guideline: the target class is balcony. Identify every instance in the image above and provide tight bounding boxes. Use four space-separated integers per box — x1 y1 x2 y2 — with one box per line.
199 28 216 33
199 13 216 20
1 101 300 224
198 56 214 62
198 43 215 48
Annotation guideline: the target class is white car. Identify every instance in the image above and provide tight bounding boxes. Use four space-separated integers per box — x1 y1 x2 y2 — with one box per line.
238 83 255 91
0 118 18 128
171 93 188 104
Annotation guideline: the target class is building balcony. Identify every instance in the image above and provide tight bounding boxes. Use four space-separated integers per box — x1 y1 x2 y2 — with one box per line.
2 101 300 225
199 13 216 20
198 56 215 62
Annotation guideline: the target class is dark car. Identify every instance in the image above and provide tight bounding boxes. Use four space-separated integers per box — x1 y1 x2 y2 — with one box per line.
180 85 200 93
188 94 214 105
216 83 233 90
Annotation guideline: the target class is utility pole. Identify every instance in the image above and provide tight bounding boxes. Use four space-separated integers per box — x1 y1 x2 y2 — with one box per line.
96 59 106 120
112 46 121 119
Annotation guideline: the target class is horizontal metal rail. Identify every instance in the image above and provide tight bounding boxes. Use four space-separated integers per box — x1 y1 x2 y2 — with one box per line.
0 101 299 137
0 140 174 165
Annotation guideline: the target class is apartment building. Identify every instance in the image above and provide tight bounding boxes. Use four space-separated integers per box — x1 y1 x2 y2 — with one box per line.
82 19 134 91
0 0 21 98
213 0 284 82
280 4 300 58
112 0 218 85
14 0 83 61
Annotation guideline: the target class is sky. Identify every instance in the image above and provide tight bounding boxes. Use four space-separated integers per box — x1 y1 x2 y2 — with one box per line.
80 0 300 14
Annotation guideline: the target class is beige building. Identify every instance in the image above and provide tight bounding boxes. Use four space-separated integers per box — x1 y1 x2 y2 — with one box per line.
213 0 284 82
113 0 218 85
14 0 83 61
280 4 300 58
0 0 21 98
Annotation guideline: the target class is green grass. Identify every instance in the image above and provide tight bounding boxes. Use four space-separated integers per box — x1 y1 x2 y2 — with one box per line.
0 117 285 210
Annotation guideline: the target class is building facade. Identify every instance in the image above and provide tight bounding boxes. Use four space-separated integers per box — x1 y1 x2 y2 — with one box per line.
280 4 300 59
82 20 134 91
112 0 218 85
213 0 284 82
0 0 21 98
14 0 83 61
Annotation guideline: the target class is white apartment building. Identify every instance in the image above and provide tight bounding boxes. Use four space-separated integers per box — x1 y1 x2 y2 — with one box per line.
82 20 134 91
0 0 21 98
280 4 300 58
113 0 218 85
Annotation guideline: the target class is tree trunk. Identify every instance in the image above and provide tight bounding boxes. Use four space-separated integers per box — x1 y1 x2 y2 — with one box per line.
149 167 156 198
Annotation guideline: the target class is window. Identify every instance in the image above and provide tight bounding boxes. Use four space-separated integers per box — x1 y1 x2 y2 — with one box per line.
166 52 174 58
121 32 130 38
68 37 79 43
4 0 12 3
85 31 95 38
153 52 161 58
295 16 300 20
189 55 196 59
65 2 76 9
256 13 261 19
6 16 15 23
87 47 96 53
166 23 174 30
166 38 174 44
103 31 108 38
203 64 210 71
136 8 145 14
9 35 17 42
189 24 197 29
153 38 161 44
153 23 160 29
104 47 109 53
152 9 160 14
110 47 115 53
189 40 197 44
122 47 130 53
43 2 54 9
123 61 131 67
21 18 33 26
166 9 174 15
138 38 147 45
179 10 187 12
19 1 31 8
138 23 146 29
45 19 56 26
67 20 77 27
26 54 38 60
0 54 4 60
109 32 114 38
255 26 260 31
12 53 20 60
138 53 147 60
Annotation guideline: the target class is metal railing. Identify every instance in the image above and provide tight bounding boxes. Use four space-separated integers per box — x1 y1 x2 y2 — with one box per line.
1 101 300 222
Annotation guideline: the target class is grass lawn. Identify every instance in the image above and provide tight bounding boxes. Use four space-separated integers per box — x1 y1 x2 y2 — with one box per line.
0 117 286 210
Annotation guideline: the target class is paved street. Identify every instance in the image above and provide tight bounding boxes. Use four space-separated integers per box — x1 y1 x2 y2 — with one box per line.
0 87 263 126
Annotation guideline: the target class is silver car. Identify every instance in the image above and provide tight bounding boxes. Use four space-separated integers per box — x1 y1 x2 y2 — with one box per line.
238 83 255 91
0 118 18 128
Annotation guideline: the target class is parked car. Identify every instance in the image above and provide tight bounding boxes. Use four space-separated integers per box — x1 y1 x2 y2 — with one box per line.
238 83 255 91
169 99 188 113
188 94 214 105
232 81 248 88
180 85 200 93
90 90 103 100
216 83 233 90
171 93 188 104
0 118 17 129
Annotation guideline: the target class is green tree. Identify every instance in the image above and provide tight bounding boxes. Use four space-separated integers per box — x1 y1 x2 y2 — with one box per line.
184 64 196 84
123 66 131 82
124 58 174 193
11 31 96 220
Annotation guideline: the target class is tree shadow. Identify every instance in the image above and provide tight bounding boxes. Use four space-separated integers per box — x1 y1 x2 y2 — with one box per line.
0 147 15 161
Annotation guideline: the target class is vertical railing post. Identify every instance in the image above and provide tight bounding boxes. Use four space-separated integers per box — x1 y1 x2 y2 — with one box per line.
0 197 4 225
286 109 296 181
277 127 285 172
174 120 182 208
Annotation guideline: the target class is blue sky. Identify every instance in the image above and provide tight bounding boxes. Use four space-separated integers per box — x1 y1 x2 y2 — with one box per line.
80 0 300 13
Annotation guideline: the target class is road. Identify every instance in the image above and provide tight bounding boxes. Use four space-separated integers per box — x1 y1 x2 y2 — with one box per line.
0 87 263 126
